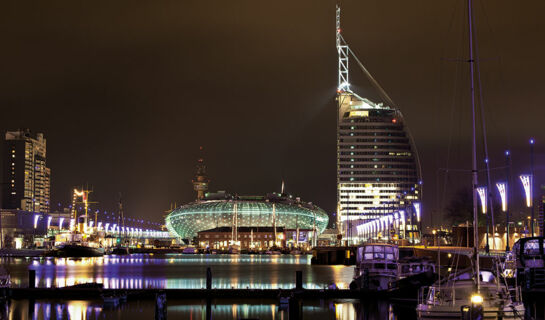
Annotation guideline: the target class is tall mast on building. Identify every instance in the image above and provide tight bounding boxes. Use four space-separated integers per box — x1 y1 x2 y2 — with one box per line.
192 147 210 201
336 4 350 92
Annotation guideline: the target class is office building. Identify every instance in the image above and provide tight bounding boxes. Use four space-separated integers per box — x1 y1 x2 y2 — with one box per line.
2 129 51 213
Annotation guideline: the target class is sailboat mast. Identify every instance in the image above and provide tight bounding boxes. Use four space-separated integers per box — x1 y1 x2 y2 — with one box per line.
234 202 238 244
232 202 235 244
273 203 277 247
468 0 480 292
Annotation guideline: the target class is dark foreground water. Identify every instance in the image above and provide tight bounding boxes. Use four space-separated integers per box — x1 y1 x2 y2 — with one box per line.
0 298 413 320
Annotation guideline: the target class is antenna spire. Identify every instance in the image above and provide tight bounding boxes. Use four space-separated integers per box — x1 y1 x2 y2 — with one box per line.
336 3 350 92
193 147 210 201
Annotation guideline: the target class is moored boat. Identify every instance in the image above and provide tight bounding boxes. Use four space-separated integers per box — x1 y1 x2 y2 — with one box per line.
350 243 399 291
46 243 104 257
110 246 130 255
182 246 198 254
0 266 10 289
389 256 437 297
416 268 524 319
512 236 545 292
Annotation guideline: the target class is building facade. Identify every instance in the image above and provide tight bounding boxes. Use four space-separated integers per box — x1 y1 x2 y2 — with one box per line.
197 226 284 250
0 209 49 248
2 130 51 213
337 92 421 243
197 226 317 250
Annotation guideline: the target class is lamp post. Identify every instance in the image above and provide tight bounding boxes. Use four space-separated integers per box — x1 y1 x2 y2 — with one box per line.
530 138 535 236
506 150 512 249
520 174 533 237
33 214 42 248
477 186 489 253
413 202 422 242
496 182 508 251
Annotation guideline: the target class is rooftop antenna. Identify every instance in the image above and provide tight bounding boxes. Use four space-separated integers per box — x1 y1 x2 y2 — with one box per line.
336 2 397 108
336 3 350 92
193 146 210 201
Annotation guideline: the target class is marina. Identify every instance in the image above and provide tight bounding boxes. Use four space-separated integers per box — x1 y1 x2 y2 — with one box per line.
0 0 544 319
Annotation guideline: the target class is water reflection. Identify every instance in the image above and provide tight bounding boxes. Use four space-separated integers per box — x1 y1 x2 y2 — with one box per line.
1 254 353 289
3 299 401 320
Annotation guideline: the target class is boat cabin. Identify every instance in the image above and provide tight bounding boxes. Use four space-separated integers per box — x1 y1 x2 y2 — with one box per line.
513 236 545 269
356 243 399 275
512 236 545 290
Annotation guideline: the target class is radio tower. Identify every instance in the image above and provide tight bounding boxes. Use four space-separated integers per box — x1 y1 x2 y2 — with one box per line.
192 147 210 201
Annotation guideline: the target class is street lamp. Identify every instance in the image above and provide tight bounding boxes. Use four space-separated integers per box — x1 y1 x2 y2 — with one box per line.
520 174 533 236
496 182 509 250
529 138 535 236
477 187 488 214
33 214 42 248
477 187 489 252
413 202 422 242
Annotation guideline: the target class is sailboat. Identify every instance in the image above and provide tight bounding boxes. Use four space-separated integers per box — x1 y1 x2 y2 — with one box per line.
416 0 524 318
47 188 105 257
111 194 129 255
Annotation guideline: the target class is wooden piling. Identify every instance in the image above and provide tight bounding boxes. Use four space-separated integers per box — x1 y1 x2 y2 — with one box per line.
28 270 35 289
295 271 303 291
206 267 212 290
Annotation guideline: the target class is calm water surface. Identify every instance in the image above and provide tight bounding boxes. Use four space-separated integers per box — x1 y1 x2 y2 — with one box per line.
1 298 411 320
1 254 353 289
2 255 542 319
1 254 415 319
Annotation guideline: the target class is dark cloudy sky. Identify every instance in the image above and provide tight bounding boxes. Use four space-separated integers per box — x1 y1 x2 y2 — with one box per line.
1 0 544 227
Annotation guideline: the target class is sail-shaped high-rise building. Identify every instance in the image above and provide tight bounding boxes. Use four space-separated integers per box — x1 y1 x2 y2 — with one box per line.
335 5 421 244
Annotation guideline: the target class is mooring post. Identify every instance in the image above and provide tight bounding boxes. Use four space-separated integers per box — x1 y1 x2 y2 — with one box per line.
288 296 302 320
206 267 212 290
206 298 212 320
28 270 35 289
155 291 167 320
28 299 35 320
295 270 302 291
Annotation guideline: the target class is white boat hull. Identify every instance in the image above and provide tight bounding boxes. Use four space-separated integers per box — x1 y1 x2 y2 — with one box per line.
417 303 525 319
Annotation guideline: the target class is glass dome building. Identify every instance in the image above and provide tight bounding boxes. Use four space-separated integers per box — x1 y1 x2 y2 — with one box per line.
165 192 329 240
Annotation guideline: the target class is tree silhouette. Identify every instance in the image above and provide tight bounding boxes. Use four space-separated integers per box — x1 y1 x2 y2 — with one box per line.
444 187 487 226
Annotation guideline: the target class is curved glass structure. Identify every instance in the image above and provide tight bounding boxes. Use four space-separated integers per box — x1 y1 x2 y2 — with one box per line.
165 197 329 239
337 92 421 243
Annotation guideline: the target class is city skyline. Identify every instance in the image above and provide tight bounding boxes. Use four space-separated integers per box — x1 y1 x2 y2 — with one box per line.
1 0 544 226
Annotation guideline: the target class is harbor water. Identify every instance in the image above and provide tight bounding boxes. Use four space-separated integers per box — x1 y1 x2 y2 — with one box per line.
1 254 543 319
2 254 352 289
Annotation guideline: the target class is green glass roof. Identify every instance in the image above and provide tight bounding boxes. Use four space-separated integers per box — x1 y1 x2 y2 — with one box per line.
165 200 329 239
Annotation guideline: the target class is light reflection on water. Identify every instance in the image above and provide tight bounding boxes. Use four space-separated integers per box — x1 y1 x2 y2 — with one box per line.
2 298 404 320
1 254 353 289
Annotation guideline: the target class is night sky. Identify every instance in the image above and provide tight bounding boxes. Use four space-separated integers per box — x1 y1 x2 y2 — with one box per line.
1 0 544 227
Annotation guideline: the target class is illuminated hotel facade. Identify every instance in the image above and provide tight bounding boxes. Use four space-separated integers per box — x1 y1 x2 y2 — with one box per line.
337 92 421 243
335 4 421 243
